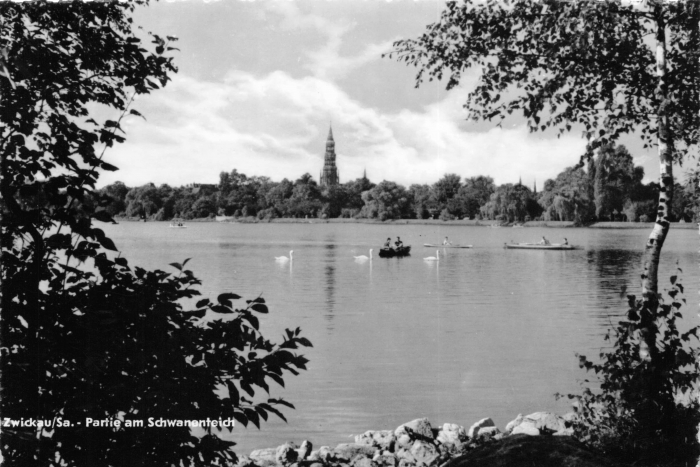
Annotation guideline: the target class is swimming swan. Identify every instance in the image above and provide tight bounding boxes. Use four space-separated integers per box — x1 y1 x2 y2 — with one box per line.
275 250 293 262
354 249 373 261
424 250 439 261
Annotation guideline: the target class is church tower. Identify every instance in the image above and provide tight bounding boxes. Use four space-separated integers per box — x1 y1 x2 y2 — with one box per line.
320 125 339 187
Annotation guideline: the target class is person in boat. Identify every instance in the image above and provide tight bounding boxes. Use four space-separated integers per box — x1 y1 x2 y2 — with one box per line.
540 236 550 245
395 237 403 249
443 236 451 246
384 238 392 249
563 238 568 245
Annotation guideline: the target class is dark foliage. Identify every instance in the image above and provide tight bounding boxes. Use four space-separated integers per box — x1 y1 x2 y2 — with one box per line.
103 160 680 223
563 273 700 466
1 2 311 466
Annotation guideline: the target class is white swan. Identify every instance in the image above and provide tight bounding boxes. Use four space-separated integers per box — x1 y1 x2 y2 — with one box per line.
275 250 293 262
354 249 373 261
424 250 439 261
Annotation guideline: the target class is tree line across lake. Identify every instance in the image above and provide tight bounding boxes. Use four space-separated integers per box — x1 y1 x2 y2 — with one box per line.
102 144 700 224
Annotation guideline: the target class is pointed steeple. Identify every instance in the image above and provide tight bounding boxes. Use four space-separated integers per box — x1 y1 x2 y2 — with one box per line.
518 176 522 186
363 168 367 179
533 179 537 194
320 124 339 187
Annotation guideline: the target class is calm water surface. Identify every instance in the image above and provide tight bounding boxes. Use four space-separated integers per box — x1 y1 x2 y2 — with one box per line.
102 222 698 454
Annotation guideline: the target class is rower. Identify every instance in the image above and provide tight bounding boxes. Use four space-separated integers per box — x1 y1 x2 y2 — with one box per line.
563 238 568 245
384 237 391 249
395 237 403 249
540 236 550 245
443 236 451 246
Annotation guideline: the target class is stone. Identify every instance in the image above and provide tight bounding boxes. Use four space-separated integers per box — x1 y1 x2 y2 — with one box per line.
395 418 433 440
333 443 378 461
276 443 300 465
395 434 412 451
506 412 571 436
235 455 255 467
437 441 468 456
474 426 500 440
512 423 540 436
436 423 467 446
394 418 433 450
250 448 277 464
316 446 333 462
373 453 397 467
395 448 415 463
409 440 439 466
355 430 396 451
352 456 378 467
467 418 496 438
504 414 523 434
297 440 313 460
525 412 568 434
440 434 622 467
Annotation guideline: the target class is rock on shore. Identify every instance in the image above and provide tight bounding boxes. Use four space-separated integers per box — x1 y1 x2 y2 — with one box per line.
237 412 617 467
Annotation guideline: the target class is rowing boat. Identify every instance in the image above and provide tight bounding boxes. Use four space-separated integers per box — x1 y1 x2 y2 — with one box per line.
423 243 473 249
504 242 577 250
378 246 411 258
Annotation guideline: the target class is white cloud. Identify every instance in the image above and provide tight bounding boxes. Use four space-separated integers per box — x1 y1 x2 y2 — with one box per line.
264 1 393 81
99 70 588 190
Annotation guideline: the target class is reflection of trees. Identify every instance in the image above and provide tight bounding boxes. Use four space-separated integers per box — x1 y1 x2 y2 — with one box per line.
585 249 643 324
324 242 336 330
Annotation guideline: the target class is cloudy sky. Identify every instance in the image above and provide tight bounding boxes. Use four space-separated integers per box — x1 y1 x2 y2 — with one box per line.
100 0 665 189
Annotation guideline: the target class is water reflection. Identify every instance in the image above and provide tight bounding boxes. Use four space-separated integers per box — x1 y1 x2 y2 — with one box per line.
324 242 336 330
585 249 643 327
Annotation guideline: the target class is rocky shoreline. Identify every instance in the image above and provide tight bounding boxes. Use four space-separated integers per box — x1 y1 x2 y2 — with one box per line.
238 412 582 467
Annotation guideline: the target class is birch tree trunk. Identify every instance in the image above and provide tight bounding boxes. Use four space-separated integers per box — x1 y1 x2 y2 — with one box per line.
640 8 674 361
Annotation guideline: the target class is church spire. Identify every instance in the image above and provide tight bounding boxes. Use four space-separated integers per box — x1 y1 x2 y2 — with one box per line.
533 179 537 194
320 125 339 187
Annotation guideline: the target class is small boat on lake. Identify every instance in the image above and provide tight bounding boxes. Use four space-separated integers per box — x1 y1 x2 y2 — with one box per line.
504 242 578 250
423 243 473 249
378 245 411 258
169 221 187 228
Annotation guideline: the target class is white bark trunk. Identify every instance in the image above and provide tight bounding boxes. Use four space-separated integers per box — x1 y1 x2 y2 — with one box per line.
640 10 673 362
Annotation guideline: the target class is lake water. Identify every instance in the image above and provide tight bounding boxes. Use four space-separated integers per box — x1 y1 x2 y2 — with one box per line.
102 222 698 454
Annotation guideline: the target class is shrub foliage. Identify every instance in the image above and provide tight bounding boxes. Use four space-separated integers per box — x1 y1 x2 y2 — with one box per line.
565 273 700 465
0 2 311 466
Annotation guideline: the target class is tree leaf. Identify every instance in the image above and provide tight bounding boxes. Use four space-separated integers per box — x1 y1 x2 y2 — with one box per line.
92 209 116 224
218 293 241 304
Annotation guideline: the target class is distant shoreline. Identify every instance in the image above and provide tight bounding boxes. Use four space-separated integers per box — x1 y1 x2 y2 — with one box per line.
117 217 697 229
